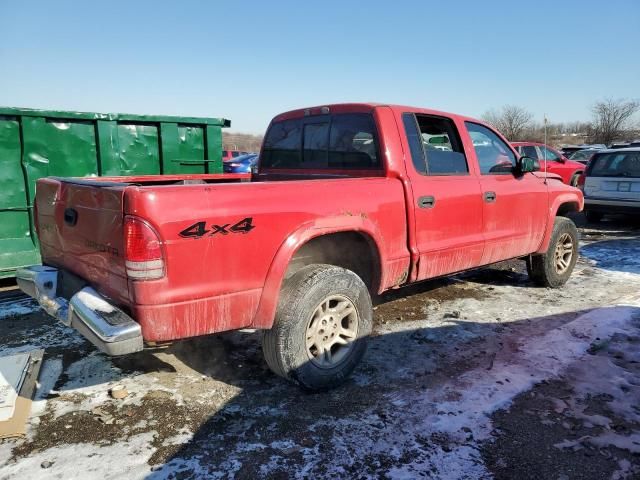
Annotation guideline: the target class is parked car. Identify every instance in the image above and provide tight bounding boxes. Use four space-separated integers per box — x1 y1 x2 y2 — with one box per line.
568 149 599 165
581 148 640 222
222 150 249 161
560 144 605 157
223 153 259 173
512 142 585 186
17 103 583 391
609 142 630 149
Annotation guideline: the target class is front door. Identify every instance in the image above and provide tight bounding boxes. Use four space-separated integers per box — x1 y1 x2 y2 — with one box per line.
401 113 485 280
465 122 548 265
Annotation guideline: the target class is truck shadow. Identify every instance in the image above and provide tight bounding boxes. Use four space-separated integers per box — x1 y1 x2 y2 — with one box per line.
140 304 636 479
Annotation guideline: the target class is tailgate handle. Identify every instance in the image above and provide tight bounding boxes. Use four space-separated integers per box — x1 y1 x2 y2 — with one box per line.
64 208 78 226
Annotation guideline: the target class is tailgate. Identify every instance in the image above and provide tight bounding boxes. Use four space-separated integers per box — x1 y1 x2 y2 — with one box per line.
36 177 130 304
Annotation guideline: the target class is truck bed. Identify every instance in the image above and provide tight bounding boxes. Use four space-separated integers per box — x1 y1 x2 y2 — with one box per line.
35 173 409 341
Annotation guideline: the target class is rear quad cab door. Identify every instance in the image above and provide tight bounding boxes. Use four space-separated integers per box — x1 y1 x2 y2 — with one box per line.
401 113 484 280
464 122 548 264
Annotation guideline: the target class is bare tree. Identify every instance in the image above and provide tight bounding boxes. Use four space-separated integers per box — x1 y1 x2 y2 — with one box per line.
590 98 640 145
223 132 264 152
482 105 534 141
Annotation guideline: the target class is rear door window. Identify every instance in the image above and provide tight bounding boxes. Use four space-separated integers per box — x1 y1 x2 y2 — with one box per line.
402 113 468 175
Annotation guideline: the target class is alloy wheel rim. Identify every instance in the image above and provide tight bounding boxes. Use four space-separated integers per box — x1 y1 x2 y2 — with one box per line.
305 295 358 369
554 232 574 274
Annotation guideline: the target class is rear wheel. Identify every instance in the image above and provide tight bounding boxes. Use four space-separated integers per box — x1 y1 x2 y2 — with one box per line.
262 264 372 391
527 217 579 288
585 209 603 223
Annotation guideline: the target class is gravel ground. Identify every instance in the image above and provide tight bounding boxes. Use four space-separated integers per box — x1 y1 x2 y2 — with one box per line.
0 214 639 479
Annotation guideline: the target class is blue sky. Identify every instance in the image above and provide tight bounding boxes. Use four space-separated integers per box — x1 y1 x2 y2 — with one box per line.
1 0 638 133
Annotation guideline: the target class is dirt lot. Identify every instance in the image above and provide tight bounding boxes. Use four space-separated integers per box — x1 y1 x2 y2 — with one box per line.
0 215 639 479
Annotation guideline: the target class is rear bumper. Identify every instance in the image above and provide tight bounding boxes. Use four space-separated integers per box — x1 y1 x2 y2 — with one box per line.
584 197 640 214
16 265 143 356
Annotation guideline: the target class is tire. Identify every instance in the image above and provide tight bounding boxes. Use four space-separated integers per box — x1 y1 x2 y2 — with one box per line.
527 217 579 288
262 264 372 391
525 255 543 284
585 209 603 223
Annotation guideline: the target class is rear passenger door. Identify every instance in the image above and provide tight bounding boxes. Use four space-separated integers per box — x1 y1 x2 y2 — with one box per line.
465 123 548 264
402 113 485 280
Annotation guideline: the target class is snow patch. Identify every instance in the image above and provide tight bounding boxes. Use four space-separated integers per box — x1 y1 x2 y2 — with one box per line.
0 432 157 480
0 299 38 319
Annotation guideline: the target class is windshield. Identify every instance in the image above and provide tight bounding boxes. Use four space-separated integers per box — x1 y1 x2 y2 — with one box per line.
570 150 596 160
588 152 640 178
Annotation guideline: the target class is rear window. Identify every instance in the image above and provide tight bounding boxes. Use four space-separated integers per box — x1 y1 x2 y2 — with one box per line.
261 113 380 170
588 152 640 178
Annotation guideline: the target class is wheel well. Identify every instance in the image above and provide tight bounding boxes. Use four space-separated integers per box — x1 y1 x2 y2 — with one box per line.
556 201 580 217
286 232 381 293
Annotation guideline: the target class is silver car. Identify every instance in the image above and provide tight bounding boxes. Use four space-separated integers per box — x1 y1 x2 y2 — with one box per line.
583 148 640 222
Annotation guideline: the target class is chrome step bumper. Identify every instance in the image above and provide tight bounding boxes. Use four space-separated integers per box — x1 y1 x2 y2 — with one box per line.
16 265 143 356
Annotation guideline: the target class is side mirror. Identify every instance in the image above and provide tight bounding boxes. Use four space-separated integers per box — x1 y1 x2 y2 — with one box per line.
516 156 539 175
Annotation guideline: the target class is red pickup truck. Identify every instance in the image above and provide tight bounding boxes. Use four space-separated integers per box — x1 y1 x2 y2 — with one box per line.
17 103 583 390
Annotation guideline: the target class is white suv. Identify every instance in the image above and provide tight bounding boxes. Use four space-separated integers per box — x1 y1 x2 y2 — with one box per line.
583 148 640 222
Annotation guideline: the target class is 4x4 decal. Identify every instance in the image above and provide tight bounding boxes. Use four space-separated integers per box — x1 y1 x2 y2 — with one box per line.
179 217 255 238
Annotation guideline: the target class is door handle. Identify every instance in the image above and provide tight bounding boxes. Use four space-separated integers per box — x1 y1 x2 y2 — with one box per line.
418 196 435 209
483 191 497 203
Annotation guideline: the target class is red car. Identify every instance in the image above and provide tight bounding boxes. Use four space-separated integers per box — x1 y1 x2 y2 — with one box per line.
512 142 585 186
222 150 249 161
18 103 583 390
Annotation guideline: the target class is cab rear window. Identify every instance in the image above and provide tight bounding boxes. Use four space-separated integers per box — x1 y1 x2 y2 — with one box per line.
588 152 640 178
261 113 381 170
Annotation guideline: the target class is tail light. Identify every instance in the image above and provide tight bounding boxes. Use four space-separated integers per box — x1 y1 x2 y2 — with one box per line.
577 172 586 190
124 216 165 280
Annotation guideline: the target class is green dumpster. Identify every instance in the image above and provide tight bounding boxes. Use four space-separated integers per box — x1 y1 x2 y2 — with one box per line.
0 107 230 278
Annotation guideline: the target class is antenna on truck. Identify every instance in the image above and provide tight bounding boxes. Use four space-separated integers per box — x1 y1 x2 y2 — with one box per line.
543 114 548 185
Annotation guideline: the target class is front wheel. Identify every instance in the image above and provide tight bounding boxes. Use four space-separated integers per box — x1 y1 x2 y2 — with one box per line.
262 264 372 391
527 217 579 288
